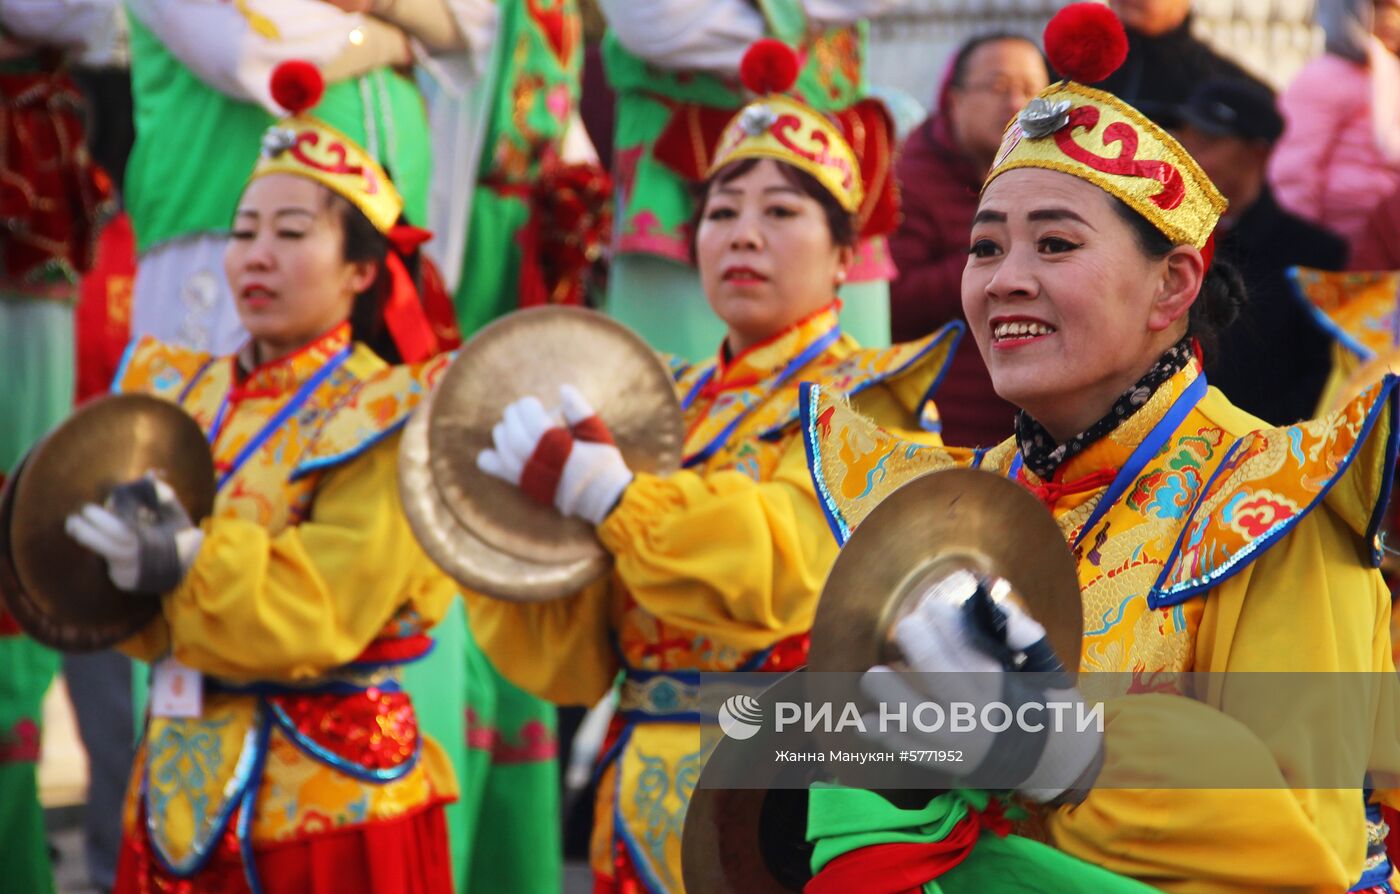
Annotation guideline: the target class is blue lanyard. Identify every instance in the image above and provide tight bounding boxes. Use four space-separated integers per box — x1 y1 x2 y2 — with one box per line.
1008 372 1208 548
682 326 843 467
208 346 352 492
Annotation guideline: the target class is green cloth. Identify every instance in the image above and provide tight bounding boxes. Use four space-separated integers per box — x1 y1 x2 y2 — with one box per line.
458 620 562 892
400 597 470 887
451 0 582 335
807 786 1164 894
0 636 60 894
404 599 562 893
0 291 71 894
125 19 431 252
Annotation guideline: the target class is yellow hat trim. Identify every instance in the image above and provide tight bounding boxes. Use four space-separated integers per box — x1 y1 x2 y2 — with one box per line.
709 94 864 213
250 115 403 234
986 82 1226 249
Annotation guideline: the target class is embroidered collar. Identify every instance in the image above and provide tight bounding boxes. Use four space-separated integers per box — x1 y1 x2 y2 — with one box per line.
232 323 352 398
701 302 841 401
1016 338 1195 480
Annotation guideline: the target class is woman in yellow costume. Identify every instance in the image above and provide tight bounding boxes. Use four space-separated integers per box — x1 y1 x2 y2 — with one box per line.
63 61 458 893
465 39 960 893
801 6 1400 892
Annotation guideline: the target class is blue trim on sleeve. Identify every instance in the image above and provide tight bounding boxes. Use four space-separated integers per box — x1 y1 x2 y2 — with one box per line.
800 383 852 546
1149 376 1399 607
110 338 142 394
290 412 412 480
1287 266 1375 361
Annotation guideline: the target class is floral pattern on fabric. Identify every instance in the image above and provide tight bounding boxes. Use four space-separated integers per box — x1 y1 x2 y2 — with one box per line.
804 359 1397 674
113 330 451 876
1016 338 1192 479
1290 267 1400 361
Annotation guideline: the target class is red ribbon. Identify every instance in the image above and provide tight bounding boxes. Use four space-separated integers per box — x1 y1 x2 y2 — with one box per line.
381 251 438 362
805 802 1010 894
1019 466 1118 511
1200 229 1216 272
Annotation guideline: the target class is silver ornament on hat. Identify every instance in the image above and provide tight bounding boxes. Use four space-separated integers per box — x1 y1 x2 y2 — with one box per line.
1017 98 1072 139
738 103 778 136
261 126 297 158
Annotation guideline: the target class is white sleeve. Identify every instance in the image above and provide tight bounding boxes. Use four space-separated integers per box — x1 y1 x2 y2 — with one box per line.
442 0 496 63
803 0 909 24
597 0 764 73
125 0 363 112
0 0 123 52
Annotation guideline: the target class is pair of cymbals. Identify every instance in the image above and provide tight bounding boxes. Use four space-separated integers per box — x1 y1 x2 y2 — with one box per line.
682 469 1084 892
0 394 216 651
399 306 685 601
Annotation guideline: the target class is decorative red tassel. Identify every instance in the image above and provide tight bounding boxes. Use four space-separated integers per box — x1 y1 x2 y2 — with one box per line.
739 38 800 95
1043 3 1129 84
270 60 325 114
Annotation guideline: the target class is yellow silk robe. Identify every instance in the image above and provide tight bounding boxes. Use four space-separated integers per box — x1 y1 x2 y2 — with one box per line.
467 304 961 892
805 356 1400 893
112 324 457 885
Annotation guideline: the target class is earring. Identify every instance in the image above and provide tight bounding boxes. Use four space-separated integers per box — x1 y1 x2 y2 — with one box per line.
835 270 848 284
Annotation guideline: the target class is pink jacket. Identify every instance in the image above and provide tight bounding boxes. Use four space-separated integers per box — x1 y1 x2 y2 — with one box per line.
1269 49 1400 245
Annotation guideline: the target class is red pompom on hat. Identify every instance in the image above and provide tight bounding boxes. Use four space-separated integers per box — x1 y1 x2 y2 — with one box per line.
270 60 325 115
740 39 800 95
1043 3 1129 84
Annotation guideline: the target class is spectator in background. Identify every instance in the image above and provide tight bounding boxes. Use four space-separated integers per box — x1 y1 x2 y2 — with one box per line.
1352 185 1400 268
1174 78 1346 424
889 32 1046 446
1095 0 1264 123
1270 0 1400 250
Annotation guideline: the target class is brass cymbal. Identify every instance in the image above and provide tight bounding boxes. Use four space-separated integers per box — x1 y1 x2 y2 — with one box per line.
809 468 1082 675
6 394 216 651
682 670 815 894
427 306 684 566
399 386 609 601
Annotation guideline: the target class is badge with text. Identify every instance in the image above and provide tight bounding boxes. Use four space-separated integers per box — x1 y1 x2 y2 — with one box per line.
150 657 204 719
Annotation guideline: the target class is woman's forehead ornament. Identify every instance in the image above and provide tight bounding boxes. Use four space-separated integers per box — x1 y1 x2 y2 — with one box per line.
1017 98 1071 139
985 3 1226 250
260 127 296 159
738 104 778 137
247 61 403 234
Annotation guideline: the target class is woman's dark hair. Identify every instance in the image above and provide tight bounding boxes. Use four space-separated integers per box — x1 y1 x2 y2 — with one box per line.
688 157 858 263
1110 197 1246 358
324 189 404 363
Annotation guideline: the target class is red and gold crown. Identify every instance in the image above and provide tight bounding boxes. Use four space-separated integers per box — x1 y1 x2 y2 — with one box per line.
986 4 1226 250
250 61 403 233
709 40 865 215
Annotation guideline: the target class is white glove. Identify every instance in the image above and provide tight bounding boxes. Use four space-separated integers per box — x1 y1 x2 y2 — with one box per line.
859 571 1101 802
477 385 634 525
65 474 204 593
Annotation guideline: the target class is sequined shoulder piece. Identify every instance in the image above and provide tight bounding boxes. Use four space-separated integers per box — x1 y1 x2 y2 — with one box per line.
763 320 964 440
800 381 976 544
1152 375 1399 605
112 335 217 402
1289 267 1400 361
294 351 455 479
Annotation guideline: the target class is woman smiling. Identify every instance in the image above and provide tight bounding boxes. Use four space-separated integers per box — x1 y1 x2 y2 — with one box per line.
803 6 1400 891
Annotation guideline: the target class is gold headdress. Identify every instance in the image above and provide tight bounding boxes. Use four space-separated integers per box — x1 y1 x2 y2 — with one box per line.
249 61 403 234
986 4 1227 253
708 40 865 215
